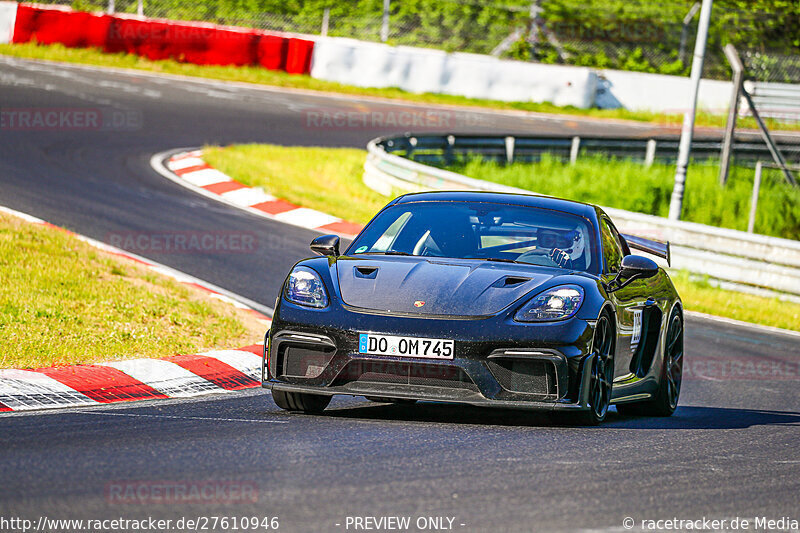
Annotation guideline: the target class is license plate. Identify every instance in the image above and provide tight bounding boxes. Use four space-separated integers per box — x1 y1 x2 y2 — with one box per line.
358 333 454 360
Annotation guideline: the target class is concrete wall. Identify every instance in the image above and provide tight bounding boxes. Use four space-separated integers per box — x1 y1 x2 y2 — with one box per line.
310 37 598 109
0 1 17 44
595 68 732 113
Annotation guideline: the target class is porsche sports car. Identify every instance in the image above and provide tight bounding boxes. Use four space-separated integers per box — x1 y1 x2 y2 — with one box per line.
262 191 683 424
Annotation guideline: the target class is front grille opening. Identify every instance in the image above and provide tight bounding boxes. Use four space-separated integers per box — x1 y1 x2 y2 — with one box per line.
278 344 335 379
336 361 478 391
487 359 557 397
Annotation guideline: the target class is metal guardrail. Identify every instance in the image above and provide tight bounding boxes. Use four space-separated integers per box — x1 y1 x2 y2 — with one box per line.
364 133 800 298
745 82 800 123
376 133 800 168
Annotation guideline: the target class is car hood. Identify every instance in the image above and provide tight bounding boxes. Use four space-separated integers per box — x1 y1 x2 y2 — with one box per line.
335 256 558 317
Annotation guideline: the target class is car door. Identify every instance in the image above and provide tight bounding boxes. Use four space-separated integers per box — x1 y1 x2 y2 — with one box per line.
599 217 647 380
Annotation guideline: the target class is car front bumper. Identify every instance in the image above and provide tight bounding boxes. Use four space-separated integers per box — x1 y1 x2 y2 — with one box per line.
262 299 599 411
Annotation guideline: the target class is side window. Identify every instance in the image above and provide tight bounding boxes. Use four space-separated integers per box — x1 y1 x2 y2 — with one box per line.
600 219 623 274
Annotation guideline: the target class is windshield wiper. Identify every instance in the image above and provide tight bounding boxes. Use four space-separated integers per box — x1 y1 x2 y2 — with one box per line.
478 257 522 264
361 250 413 256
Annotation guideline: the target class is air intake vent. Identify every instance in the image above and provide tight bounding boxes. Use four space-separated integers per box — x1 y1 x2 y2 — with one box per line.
487 359 557 397
279 345 335 379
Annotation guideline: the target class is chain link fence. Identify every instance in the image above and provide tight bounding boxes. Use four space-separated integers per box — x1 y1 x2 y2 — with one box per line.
36 0 800 83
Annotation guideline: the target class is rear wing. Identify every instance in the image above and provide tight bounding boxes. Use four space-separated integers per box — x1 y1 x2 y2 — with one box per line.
621 234 671 267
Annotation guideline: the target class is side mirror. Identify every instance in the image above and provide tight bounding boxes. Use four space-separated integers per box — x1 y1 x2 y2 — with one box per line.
310 234 340 257
619 255 659 280
606 255 659 292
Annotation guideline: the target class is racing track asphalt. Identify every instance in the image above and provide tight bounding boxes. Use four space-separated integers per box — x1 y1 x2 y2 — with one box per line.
1 56 799 532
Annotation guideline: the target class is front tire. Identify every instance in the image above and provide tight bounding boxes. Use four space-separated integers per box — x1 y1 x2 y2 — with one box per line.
272 390 331 414
617 308 683 417
576 313 615 425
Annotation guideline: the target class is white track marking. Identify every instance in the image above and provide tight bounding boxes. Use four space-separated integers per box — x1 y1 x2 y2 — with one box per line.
167 156 206 171
0 205 45 223
273 207 339 228
220 186 276 207
78 410 288 424
179 168 231 187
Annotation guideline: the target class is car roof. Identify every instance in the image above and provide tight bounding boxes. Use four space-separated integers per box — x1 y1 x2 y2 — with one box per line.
392 190 600 221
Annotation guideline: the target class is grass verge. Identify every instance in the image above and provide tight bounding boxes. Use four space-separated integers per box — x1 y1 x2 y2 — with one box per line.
671 272 800 332
203 144 387 224
2 42 799 132
0 213 264 369
204 143 800 332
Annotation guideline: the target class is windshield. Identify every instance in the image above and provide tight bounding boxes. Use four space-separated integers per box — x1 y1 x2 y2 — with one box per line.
347 201 598 273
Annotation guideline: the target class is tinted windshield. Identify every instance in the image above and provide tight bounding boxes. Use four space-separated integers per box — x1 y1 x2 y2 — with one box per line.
347 201 598 273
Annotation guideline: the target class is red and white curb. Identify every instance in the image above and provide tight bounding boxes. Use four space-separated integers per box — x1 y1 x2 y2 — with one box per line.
153 149 364 239
0 205 273 413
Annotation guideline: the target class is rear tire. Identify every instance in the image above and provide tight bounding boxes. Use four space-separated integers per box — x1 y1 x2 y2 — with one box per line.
617 308 683 417
272 390 331 414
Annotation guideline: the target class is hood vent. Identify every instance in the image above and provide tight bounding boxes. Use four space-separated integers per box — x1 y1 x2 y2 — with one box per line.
496 276 531 287
354 266 379 279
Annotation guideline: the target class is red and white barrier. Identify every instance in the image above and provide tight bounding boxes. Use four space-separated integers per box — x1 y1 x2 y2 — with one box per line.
9 3 314 74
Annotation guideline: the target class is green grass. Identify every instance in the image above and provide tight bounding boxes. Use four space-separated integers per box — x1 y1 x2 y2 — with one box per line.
445 154 800 240
0 213 264 369
205 143 800 332
2 42 799 132
671 272 800 332
203 144 388 224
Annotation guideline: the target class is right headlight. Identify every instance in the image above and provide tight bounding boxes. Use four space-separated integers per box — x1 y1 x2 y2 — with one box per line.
284 266 329 308
514 285 584 322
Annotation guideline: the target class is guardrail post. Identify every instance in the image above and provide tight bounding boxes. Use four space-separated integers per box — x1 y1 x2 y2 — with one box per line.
645 139 657 167
406 136 417 160
748 161 763 234
445 135 455 166
570 136 580 165
505 136 515 164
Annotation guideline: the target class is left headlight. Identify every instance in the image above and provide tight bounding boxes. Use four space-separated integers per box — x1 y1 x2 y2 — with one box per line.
284 266 329 308
514 285 584 322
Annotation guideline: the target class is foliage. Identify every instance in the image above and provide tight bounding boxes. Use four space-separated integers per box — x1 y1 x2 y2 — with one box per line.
94 0 800 80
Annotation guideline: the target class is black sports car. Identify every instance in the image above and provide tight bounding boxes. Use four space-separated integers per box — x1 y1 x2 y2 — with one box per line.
262 191 683 424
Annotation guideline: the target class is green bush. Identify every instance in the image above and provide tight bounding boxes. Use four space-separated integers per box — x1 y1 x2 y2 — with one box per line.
445 154 800 240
